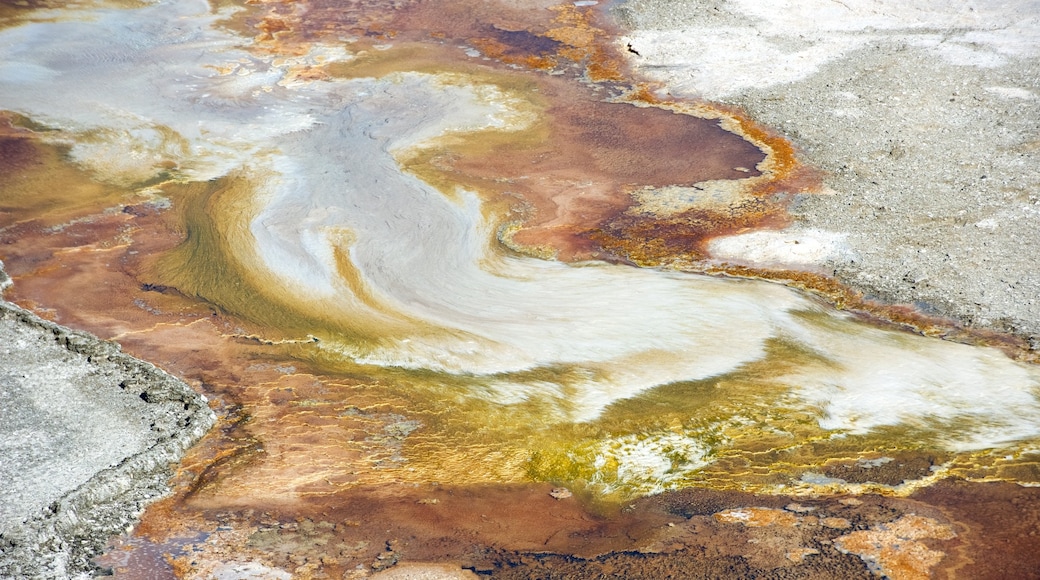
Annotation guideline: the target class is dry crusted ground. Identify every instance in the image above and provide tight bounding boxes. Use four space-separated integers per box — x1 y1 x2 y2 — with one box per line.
616 0 1040 347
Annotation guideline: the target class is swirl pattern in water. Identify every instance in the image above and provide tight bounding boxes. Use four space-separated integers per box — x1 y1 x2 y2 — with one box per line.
2 0 1040 575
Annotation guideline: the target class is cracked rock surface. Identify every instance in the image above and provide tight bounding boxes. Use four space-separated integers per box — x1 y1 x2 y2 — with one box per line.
0 265 215 579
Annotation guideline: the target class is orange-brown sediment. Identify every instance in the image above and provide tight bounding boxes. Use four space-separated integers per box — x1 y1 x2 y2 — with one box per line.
4 1 1040 578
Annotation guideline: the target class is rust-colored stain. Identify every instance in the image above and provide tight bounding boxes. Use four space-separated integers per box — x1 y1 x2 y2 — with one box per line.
0 114 37 168
582 90 826 267
100 479 1040 579
834 514 957 580
427 83 767 261
469 27 563 70
215 0 816 265
4 1 1040 579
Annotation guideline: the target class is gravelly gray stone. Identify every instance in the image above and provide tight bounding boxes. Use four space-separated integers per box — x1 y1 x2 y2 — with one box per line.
615 0 1040 347
0 267 215 579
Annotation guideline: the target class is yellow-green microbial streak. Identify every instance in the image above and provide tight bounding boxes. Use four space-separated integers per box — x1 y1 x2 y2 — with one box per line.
5 0 1039 506
276 335 1040 501
140 65 1040 501
154 177 316 334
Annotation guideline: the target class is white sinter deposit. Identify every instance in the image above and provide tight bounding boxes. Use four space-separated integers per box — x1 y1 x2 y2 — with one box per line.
616 0 1040 345
3 0 1040 505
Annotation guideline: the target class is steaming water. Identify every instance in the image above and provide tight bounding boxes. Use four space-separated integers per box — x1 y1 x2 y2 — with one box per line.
2 0 1039 495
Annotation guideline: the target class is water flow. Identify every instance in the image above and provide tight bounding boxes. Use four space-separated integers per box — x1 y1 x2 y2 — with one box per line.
2 0 1039 495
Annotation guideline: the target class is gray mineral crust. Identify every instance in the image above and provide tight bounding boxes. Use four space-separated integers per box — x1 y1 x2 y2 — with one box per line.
615 0 1040 347
0 264 215 579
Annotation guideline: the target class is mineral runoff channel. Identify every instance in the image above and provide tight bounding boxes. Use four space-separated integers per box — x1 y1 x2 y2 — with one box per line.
1 0 1040 578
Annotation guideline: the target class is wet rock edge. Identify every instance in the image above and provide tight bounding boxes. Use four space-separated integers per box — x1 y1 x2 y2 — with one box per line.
0 264 216 579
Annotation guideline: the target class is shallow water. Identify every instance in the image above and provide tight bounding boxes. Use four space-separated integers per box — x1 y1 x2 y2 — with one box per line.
2 0 1040 575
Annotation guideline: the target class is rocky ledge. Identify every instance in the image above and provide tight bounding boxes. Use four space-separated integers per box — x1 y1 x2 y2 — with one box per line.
0 265 215 579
